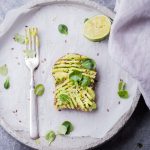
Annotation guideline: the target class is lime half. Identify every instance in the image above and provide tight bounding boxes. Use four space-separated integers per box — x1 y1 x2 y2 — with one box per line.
83 15 111 42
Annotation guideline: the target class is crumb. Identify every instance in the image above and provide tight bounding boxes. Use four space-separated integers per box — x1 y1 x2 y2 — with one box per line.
107 109 109 112
118 101 121 104
137 143 143 148
11 48 14 51
97 53 99 56
65 40 67 43
17 62 20 65
25 25 28 28
19 120 22 123
44 58 47 61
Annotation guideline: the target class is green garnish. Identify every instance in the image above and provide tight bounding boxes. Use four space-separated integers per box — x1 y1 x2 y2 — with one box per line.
69 70 82 83
58 121 74 135
58 24 68 35
34 84 45 96
14 33 26 44
81 76 91 87
45 131 56 144
84 18 89 23
69 70 91 87
0 64 8 76
4 78 10 89
58 125 67 135
81 59 96 70
24 49 36 58
118 80 129 99
62 121 74 134
59 94 70 104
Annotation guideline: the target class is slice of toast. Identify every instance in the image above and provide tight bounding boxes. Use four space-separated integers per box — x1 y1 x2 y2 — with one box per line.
52 53 97 112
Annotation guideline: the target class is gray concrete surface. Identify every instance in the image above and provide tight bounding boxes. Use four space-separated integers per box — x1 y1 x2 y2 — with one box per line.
1 0 150 150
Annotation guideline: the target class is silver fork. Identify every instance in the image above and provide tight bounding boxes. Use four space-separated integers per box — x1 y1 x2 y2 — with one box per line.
25 27 40 139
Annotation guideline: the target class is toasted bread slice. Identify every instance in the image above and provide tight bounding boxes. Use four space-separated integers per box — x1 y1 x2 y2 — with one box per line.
52 53 97 112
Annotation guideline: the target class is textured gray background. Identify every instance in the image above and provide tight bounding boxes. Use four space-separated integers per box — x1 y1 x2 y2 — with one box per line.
0 0 150 150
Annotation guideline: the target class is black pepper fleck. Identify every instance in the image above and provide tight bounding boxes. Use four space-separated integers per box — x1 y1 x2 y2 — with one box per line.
107 109 109 112
11 48 14 50
97 53 99 56
137 143 143 148
118 101 121 104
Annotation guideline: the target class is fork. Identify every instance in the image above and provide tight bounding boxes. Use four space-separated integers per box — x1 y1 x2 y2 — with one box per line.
25 27 40 139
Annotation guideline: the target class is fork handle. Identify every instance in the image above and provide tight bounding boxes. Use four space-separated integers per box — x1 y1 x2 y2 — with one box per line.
30 70 39 139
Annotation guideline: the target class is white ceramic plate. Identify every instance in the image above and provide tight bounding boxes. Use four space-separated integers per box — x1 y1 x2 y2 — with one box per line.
0 0 140 149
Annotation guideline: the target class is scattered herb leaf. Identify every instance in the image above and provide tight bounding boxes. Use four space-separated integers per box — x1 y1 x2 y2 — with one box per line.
69 70 82 83
118 80 129 99
81 59 96 70
118 90 129 99
59 94 70 104
34 84 45 96
45 131 56 144
0 64 8 76
81 76 91 87
58 125 67 135
4 78 10 89
62 121 74 134
84 18 89 23
24 49 36 58
14 33 26 44
58 24 68 35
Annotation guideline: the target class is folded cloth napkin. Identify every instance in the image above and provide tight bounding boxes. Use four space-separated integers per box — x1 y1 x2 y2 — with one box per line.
109 0 150 108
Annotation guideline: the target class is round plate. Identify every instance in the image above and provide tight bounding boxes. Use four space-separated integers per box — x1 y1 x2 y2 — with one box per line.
0 0 140 149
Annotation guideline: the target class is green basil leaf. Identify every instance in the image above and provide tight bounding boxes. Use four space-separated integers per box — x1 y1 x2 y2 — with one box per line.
45 131 56 144
58 125 67 135
62 121 74 135
69 70 82 83
14 33 26 44
59 94 70 104
81 59 96 70
4 78 10 89
0 64 8 76
34 84 45 96
81 76 91 87
84 18 89 23
24 49 36 58
118 90 129 99
58 24 68 35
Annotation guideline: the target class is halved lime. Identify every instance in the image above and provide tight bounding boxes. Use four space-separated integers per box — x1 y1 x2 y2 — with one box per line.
83 15 111 42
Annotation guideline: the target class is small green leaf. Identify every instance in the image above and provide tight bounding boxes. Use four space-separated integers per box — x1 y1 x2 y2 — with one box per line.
58 24 68 35
34 84 45 96
84 18 89 23
4 78 10 89
45 131 56 144
81 59 96 70
58 125 67 135
62 121 74 134
81 76 91 87
14 33 26 44
69 70 82 83
118 90 129 99
0 64 8 76
59 94 70 104
118 79 126 91
24 49 36 58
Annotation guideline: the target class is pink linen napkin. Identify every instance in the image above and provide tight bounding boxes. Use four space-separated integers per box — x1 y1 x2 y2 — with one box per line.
109 0 150 108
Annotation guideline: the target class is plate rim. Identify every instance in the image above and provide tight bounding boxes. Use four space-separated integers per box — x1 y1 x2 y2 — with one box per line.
0 0 140 149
